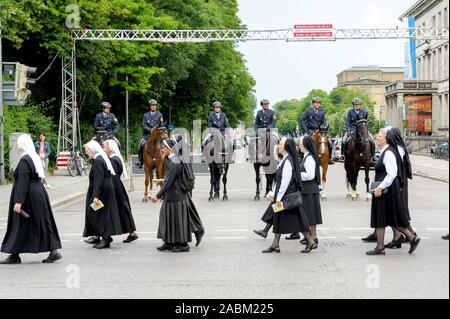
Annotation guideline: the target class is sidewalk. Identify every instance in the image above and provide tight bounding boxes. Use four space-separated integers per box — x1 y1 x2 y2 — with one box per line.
410 154 449 183
0 174 89 214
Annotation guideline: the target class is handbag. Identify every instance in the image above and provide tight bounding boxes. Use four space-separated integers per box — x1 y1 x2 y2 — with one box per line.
282 191 303 210
370 181 388 194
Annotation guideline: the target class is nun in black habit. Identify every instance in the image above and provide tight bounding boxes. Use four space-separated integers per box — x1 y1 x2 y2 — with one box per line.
262 137 317 254
151 138 202 253
83 141 122 249
103 139 138 243
1 134 62 264
367 129 420 255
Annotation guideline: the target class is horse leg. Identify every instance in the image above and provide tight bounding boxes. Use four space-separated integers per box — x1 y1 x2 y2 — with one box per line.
351 169 358 201
254 164 261 201
209 165 215 202
365 166 372 202
143 168 149 202
265 173 274 198
320 162 328 201
214 166 220 198
223 165 229 201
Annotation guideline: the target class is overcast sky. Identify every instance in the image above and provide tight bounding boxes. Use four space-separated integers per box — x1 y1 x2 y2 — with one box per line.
236 0 418 105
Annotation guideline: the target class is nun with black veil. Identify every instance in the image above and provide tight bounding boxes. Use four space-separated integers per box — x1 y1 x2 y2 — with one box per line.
367 129 420 255
83 141 122 249
263 137 317 254
151 137 204 253
1 134 62 264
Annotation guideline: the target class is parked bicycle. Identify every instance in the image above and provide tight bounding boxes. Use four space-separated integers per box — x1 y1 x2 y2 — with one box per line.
431 141 449 160
67 147 89 177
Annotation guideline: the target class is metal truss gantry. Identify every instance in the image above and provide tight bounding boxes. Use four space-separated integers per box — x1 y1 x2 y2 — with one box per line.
59 27 449 153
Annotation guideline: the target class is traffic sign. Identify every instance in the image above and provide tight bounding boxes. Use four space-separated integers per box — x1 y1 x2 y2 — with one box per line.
294 32 333 38
294 24 333 29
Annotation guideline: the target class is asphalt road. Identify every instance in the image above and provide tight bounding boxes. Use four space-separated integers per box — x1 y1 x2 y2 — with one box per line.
0 155 448 299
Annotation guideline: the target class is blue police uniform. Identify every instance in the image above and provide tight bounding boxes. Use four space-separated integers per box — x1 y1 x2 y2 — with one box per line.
300 107 326 135
255 109 276 130
142 111 164 139
347 108 369 134
94 112 119 136
208 112 229 135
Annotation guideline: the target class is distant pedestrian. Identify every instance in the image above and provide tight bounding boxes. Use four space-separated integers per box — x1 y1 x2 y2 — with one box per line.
34 132 51 188
103 139 139 244
367 129 420 255
262 137 317 254
1 134 62 264
83 141 122 249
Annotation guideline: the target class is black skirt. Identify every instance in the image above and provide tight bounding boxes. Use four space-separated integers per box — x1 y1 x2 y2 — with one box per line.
1 169 62 254
186 195 204 234
112 176 136 234
301 193 322 226
157 199 193 244
261 204 274 225
272 205 310 234
370 178 410 228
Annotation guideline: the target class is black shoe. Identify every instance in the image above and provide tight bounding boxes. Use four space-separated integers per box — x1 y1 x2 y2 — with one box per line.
301 243 318 253
399 234 407 243
195 231 205 247
314 238 319 245
409 236 421 254
157 243 174 251
442 234 450 240
123 233 139 243
366 247 386 255
262 246 281 253
300 238 308 245
0 254 21 264
84 236 101 244
172 244 190 253
385 238 402 249
361 233 377 242
285 233 301 240
42 250 63 263
253 229 268 239
93 237 113 249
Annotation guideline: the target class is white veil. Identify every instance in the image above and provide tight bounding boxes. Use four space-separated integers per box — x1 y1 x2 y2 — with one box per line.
105 139 128 180
17 134 45 178
85 140 116 175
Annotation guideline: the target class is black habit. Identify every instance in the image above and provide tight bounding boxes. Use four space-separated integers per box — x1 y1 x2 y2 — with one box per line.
110 156 136 234
1 155 62 254
83 156 122 238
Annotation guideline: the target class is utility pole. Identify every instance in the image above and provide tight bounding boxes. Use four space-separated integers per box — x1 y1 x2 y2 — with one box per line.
0 9 6 185
125 75 129 161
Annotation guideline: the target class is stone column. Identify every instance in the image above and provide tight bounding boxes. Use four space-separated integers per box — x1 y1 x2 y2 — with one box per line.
396 93 405 133
432 93 440 134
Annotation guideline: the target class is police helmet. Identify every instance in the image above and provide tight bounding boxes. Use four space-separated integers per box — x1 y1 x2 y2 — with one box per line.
312 97 321 103
101 101 111 109
213 101 222 108
260 99 270 106
352 98 362 105
148 99 158 105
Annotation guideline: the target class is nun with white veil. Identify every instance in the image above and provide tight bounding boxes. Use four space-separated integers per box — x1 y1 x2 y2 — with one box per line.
1 134 62 264
103 139 138 243
83 140 122 249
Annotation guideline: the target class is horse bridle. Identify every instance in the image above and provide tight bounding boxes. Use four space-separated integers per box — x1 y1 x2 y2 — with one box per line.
356 119 369 144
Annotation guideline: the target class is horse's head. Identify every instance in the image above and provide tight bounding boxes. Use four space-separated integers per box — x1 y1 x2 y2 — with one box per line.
313 128 328 155
157 127 169 141
356 119 369 142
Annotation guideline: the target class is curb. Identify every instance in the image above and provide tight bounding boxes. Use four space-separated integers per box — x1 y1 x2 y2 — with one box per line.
413 171 449 183
51 191 87 209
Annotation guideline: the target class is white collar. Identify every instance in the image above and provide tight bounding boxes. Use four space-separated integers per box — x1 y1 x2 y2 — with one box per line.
168 154 175 159
380 144 390 155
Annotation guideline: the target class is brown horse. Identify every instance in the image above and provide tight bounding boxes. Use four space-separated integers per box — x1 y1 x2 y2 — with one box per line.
312 129 330 200
142 127 168 202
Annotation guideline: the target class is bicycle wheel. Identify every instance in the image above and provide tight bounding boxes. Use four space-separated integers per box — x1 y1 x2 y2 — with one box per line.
77 156 88 176
67 157 78 177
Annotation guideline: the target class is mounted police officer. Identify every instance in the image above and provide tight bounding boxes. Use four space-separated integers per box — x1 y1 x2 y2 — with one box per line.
94 102 120 148
255 99 276 130
208 101 229 135
341 98 376 160
299 97 333 163
136 99 164 168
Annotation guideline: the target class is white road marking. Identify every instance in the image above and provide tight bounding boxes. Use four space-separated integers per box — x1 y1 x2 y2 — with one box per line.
317 227 331 230
216 229 249 232
341 228 372 231
136 231 157 234
212 237 247 240
317 236 338 239
427 228 449 231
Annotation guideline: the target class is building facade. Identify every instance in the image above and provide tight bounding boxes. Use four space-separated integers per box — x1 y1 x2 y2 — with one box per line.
387 0 449 135
337 65 404 120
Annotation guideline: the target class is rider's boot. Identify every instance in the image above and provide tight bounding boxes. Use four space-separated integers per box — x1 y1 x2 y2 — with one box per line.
136 141 144 168
370 138 376 163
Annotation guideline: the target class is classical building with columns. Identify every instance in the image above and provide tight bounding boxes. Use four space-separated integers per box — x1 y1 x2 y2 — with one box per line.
386 0 449 135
